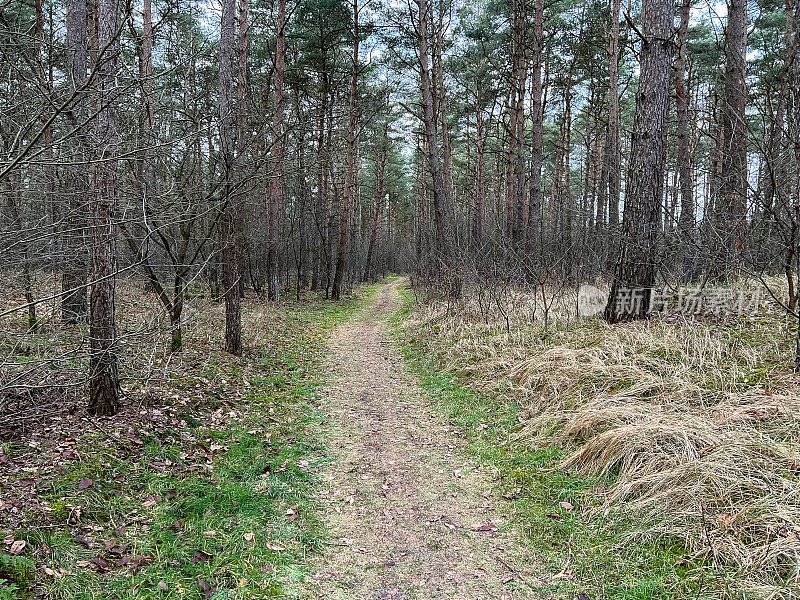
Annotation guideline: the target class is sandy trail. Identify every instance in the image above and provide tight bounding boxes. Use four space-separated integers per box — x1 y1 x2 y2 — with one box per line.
296 280 544 600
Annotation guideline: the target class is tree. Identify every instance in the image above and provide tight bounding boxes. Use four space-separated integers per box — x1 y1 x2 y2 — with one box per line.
598 0 621 229
526 0 545 258
88 0 123 415
364 118 389 281
415 0 458 294
604 0 673 322
675 0 696 279
332 0 360 300
713 0 749 275
267 0 288 302
62 0 89 325
220 0 242 354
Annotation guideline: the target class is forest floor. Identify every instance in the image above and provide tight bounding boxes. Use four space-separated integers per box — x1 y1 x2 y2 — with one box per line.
4 277 796 599
293 279 545 600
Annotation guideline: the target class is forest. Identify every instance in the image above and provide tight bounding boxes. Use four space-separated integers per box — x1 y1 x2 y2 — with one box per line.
1 0 799 596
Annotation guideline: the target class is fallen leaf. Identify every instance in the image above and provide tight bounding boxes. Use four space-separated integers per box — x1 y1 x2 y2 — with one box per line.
78 478 93 489
9 540 26 555
265 542 285 551
244 532 255 542
197 578 217 600
114 555 132 568
560 501 575 511
191 549 214 563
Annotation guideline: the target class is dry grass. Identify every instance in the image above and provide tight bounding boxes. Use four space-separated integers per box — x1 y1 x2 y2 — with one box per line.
403 279 800 598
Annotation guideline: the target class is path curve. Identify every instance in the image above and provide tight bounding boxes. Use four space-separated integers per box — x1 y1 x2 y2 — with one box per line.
297 280 544 600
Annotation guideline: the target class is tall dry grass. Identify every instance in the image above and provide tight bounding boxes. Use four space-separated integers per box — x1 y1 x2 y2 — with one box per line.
403 281 800 598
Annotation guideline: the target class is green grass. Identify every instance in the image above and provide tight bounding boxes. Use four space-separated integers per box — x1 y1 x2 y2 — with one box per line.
390 285 709 600
7 286 378 600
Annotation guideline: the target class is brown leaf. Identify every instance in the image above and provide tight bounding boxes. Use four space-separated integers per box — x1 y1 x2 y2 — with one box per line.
114 555 132 568
197 578 217 600
265 542 285 551
78 478 94 489
131 555 154 568
243 532 255 542
9 540 26 555
560 501 575 511
91 556 110 571
546 512 562 519
107 543 129 556
191 549 214 563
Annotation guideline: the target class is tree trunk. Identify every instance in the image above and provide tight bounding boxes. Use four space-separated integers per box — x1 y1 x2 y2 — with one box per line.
332 0 360 300
236 0 250 297
267 0 287 301
790 0 800 368
599 0 621 229
219 0 242 355
416 0 458 294
526 0 544 258
62 0 89 325
604 0 672 322
675 0 696 279
365 122 388 281
713 0 748 275
472 92 486 250
89 0 122 415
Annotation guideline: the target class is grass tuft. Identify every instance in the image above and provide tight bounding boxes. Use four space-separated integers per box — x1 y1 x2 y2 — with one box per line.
394 280 800 599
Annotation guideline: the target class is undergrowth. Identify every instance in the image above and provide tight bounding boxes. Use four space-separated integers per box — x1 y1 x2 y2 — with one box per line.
392 282 798 600
1 285 377 599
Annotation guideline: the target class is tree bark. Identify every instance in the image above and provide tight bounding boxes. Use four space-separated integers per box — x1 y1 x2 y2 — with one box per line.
604 0 672 322
472 91 486 250
236 0 250 296
416 0 458 293
267 0 287 301
599 0 621 229
332 0 360 300
713 0 748 275
89 0 122 415
675 0 696 279
62 0 89 325
365 122 388 281
219 0 242 355
526 0 544 258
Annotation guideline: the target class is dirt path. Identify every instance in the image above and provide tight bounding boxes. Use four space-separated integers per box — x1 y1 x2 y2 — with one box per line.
295 280 545 600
